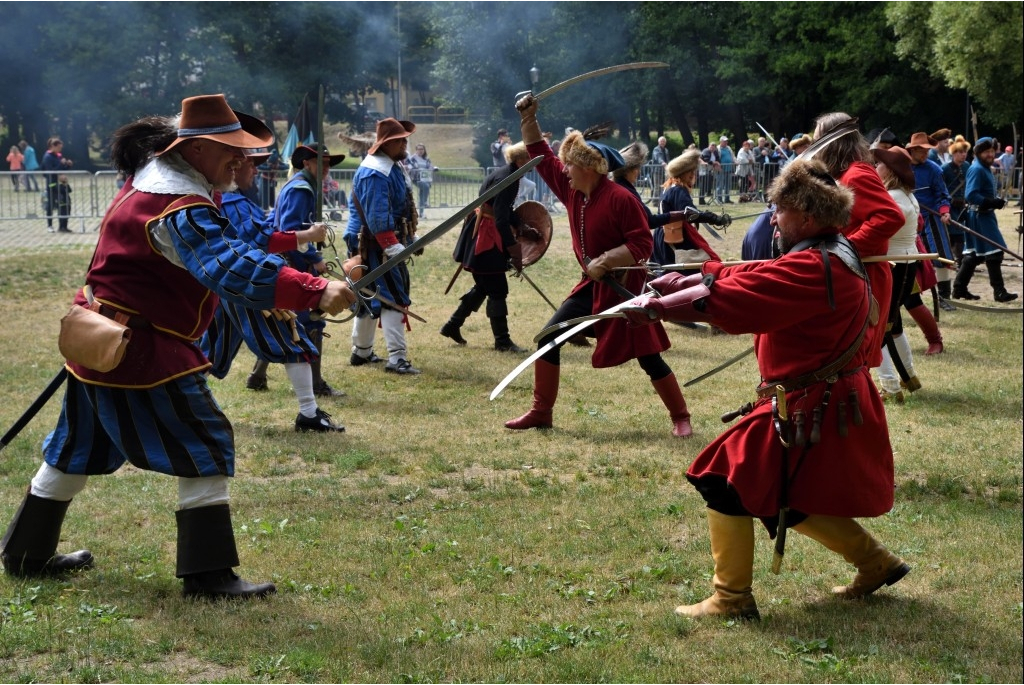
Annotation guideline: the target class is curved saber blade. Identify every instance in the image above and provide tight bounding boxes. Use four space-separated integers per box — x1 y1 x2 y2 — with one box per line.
350 156 542 293
519 62 669 103
490 300 639 401
532 313 627 343
683 346 755 387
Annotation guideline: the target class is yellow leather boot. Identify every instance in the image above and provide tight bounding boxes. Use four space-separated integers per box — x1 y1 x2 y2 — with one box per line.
793 515 910 598
675 510 760 620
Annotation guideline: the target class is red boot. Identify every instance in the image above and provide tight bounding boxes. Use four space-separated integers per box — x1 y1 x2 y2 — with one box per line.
652 373 693 438
906 304 943 355
505 360 559 430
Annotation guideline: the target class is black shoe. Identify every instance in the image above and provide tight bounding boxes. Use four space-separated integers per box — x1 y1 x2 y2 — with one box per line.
313 379 346 398
952 289 981 301
58 228 73 233
2 549 94 578
245 374 268 391
295 408 345 432
350 352 384 366
994 289 1019 303
938 298 957 311
183 569 276 600
440 323 467 345
495 340 526 353
384 359 421 375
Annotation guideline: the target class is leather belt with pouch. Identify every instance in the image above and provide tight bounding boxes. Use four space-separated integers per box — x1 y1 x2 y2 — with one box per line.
58 293 133 373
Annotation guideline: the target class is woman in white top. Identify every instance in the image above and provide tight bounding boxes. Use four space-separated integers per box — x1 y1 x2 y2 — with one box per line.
872 145 935 402
734 139 756 194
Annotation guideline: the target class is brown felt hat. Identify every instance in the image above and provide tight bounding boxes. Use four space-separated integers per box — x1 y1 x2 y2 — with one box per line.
368 118 416 155
873 146 915 189
929 128 952 142
906 132 936 150
245 149 272 166
157 94 274 156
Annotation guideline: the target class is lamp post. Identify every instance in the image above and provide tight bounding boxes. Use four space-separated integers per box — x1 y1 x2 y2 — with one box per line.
530 65 540 93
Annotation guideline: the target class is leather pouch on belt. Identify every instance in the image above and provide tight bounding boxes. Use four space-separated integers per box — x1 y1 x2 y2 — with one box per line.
58 304 132 372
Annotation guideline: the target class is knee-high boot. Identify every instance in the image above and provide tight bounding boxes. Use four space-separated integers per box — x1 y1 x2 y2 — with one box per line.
906 304 943 355
651 373 693 437
487 297 524 352
675 510 760 620
952 254 983 300
308 328 344 397
504 359 559 430
246 359 270 391
441 288 486 345
986 255 1019 302
2 491 93 577
792 515 910 598
176 504 276 599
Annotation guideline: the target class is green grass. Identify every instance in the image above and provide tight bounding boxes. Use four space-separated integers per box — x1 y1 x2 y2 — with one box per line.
1 210 1021 683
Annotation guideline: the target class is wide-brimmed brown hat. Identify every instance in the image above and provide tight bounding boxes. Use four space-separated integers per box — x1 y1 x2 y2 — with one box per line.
157 94 274 156
905 132 936 150
245 149 272 166
873 146 915 189
368 118 416 155
291 143 346 169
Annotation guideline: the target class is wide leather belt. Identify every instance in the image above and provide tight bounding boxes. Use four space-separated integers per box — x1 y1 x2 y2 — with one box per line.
98 304 150 329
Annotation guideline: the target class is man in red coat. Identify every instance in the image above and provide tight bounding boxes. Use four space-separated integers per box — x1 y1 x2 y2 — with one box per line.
623 158 910 620
506 93 693 438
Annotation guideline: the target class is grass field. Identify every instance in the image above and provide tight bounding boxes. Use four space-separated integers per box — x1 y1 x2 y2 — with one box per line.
0 205 1021 683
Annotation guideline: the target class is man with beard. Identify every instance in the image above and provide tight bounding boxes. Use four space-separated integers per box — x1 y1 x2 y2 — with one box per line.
345 118 422 375
953 137 1018 302
1 95 356 598
622 158 909 620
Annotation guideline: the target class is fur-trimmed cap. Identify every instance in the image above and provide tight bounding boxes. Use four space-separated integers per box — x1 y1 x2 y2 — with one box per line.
930 128 952 142
558 130 623 175
618 140 649 170
974 137 996 155
767 158 854 230
666 150 700 179
948 135 970 155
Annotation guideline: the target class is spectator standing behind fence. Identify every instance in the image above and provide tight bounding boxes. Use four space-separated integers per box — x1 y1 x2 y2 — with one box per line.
699 141 719 205
405 143 436 218
41 137 73 233
5 145 23 191
55 174 72 233
995 145 1016 200
651 136 670 167
491 128 510 168
735 140 756 197
716 136 734 203
18 140 40 191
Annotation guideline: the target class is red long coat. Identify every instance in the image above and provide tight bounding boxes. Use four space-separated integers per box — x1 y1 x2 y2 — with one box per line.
527 141 670 367
838 161 904 368
687 249 894 518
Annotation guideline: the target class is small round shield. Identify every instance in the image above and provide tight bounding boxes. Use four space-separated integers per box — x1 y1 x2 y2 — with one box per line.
514 200 553 268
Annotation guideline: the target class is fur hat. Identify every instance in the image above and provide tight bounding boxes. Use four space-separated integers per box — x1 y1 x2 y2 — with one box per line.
618 140 649 170
930 128 952 142
666 150 700 179
767 158 854 230
368 118 416 155
974 137 995 155
790 133 813 153
157 94 273 156
559 130 623 175
873 146 915 189
948 135 971 155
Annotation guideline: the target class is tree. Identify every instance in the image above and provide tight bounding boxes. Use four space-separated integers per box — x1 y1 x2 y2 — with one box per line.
887 1 1023 128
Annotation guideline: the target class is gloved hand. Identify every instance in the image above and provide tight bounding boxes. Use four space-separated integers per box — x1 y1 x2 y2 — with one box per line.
684 206 732 227
384 243 404 259
518 225 543 242
667 211 690 224
507 242 524 273
980 196 1006 211
620 297 663 326
515 94 543 145
586 244 634 282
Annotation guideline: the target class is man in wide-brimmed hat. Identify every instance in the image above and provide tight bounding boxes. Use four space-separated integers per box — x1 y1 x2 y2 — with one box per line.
344 117 423 375
622 158 909 621
255 142 348 398
1 94 356 600
907 131 956 307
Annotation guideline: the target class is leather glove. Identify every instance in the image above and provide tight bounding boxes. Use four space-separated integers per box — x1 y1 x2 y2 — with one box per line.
980 196 1005 210
384 243 404 259
517 225 543 242
515 94 543 145
684 206 732 227
620 296 663 326
649 271 708 296
507 242 524 273
586 244 635 282
667 211 689 223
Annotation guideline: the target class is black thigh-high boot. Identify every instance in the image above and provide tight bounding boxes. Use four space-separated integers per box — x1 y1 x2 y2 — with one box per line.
176 504 276 599
308 328 344 397
952 253 983 300
2 491 94 577
987 254 1019 302
488 297 524 352
246 359 270 391
441 288 486 345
